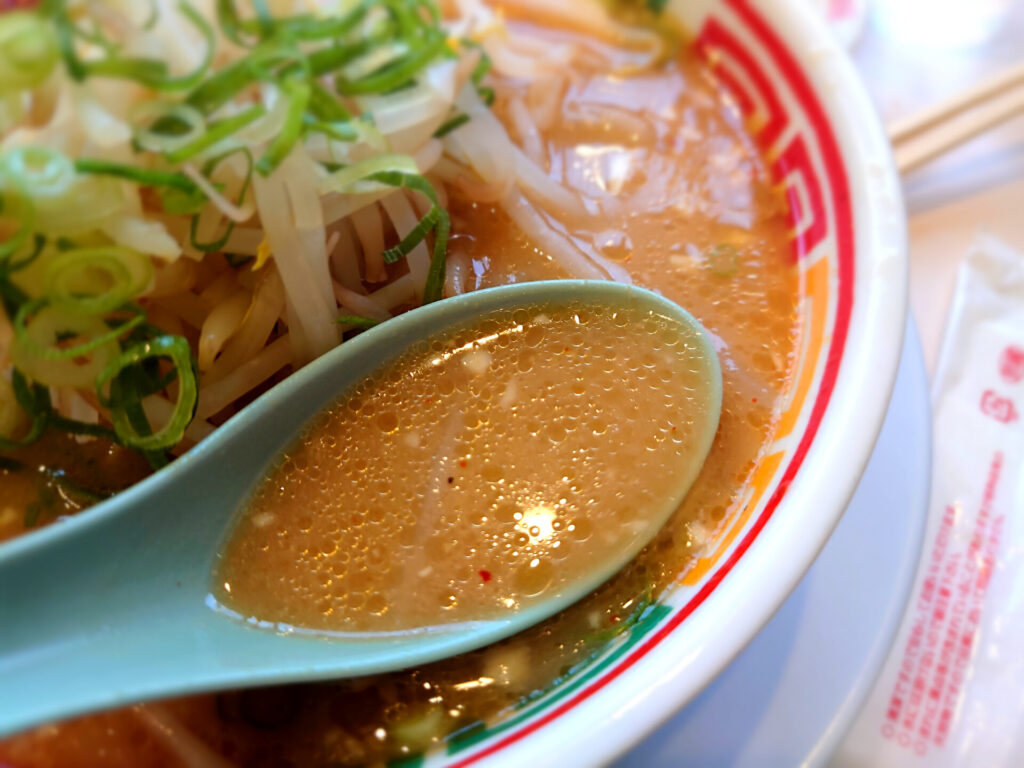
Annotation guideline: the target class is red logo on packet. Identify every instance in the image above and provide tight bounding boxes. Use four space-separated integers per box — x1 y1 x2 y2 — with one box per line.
980 390 1019 424
999 345 1024 384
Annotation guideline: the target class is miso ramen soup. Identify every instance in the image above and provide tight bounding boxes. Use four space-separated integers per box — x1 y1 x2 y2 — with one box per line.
0 1 801 766
215 300 719 632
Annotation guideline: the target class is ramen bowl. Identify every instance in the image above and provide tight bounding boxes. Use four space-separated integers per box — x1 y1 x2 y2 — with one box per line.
424 0 905 765
0 0 904 762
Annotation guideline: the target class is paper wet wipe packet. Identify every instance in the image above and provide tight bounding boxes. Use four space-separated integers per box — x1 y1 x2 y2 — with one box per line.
836 236 1024 767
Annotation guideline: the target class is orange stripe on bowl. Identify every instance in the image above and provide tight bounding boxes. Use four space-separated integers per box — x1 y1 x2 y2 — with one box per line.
681 449 785 586
776 256 830 440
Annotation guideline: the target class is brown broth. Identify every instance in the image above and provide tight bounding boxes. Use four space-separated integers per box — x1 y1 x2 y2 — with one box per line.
0 19 799 768
0 433 150 543
214 302 718 632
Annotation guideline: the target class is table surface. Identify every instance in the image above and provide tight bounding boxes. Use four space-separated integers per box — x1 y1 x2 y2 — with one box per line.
852 0 1024 373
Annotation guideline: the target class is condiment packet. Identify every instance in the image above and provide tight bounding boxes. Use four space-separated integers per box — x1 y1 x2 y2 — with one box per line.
835 235 1024 767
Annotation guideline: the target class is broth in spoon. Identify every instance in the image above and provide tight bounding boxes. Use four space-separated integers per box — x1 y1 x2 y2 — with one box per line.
214 299 720 633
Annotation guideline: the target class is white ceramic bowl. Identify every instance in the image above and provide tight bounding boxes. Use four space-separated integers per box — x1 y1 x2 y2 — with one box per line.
428 0 907 765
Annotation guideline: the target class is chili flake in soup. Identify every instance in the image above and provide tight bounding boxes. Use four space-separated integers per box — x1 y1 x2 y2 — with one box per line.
214 300 719 632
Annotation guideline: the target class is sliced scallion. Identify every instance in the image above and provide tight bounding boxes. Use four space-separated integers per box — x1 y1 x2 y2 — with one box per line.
45 247 153 315
335 315 381 329
0 146 76 200
165 104 264 164
97 335 198 452
434 112 470 138
335 34 446 96
0 11 59 93
190 147 254 252
255 78 310 176
14 300 146 361
0 370 50 449
307 80 353 123
365 169 449 303
319 154 420 194
10 303 133 388
74 158 200 194
133 101 207 156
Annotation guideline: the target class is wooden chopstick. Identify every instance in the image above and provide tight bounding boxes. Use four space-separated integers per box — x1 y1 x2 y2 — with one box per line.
889 60 1024 174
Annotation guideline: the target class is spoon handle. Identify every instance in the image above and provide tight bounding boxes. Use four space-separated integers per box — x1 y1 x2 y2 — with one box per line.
0 456 237 737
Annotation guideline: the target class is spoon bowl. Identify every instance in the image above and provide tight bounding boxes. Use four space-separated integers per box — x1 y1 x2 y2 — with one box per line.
0 280 722 738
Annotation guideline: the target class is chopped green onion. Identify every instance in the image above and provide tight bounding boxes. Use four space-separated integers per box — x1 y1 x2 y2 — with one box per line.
470 47 492 86
4 152 125 237
383 206 439 265
454 40 495 106
365 169 448 303
190 147 254 252
214 0 262 47
214 0 276 47
3 369 50 447
366 170 440 261
0 11 59 93
303 119 360 144
422 208 449 304
14 300 145 362
320 158 448 302
255 78 310 176
0 272 30 319
250 0 274 37
10 305 124 388
165 105 265 164
306 37 377 78
335 33 446 96
335 314 381 329
74 158 200 194
341 40 411 83
45 247 153 315
97 335 197 452
217 0 372 44
434 112 470 138
3 234 45 276
319 154 420 193
185 55 259 114
477 86 495 106
307 80 352 123
185 46 297 115
0 146 76 200
160 187 208 216
277 2 372 41
132 101 207 155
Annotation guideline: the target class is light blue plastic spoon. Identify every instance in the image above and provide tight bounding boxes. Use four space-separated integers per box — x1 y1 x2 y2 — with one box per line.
0 280 722 738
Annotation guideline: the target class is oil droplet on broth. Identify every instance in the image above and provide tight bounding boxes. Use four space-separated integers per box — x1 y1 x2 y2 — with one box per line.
213 301 717 632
